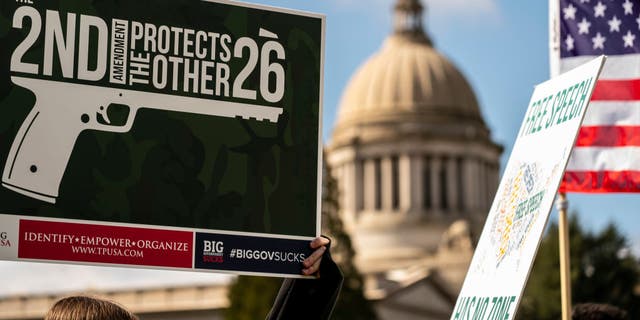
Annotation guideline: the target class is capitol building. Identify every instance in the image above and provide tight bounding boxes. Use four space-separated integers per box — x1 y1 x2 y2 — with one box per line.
0 1 501 319
325 0 502 318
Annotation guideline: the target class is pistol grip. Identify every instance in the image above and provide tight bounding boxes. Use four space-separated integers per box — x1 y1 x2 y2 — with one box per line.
2 82 82 203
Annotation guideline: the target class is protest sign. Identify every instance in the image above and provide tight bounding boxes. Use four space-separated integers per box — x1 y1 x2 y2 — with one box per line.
0 0 324 277
451 56 605 319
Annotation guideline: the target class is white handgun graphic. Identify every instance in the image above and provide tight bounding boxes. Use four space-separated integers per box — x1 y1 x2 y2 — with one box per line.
2 76 283 203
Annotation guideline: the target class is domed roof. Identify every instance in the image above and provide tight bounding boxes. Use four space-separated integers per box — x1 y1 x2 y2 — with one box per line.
336 36 481 121
332 0 489 147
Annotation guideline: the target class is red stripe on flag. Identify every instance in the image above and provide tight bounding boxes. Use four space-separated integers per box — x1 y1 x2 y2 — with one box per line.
575 126 640 147
591 79 640 101
560 170 640 193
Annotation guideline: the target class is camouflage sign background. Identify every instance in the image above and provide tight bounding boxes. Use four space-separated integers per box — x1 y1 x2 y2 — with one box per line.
0 0 323 277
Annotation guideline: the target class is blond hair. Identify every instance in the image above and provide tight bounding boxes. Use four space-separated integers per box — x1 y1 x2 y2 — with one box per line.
45 296 138 320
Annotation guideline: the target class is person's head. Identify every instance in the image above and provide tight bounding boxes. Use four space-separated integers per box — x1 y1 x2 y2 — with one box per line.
45 296 138 320
571 303 628 320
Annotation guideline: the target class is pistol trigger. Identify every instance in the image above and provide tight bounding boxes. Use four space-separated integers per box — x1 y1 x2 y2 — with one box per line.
98 106 111 125
96 103 130 127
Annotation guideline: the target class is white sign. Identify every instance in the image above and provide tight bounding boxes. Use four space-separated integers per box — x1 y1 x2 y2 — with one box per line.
451 56 606 320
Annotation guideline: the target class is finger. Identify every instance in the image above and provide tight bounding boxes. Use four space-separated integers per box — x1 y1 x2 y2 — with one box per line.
303 255 322 275
310 237 330 249
303 245 326 268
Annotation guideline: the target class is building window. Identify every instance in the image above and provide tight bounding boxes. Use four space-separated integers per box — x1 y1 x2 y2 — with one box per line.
423 157 431 210
374 158 382 210
440 158 448 211
391 156 400 210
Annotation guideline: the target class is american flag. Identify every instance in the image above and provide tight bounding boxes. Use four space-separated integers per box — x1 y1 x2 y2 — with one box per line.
553 0 640 192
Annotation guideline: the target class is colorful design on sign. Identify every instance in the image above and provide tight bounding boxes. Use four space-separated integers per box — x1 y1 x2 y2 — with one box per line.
452 56 605 320
489 162 552 267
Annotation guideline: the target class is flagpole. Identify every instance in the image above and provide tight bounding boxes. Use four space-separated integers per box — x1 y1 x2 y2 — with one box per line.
550 0 569 317
556 193 571 320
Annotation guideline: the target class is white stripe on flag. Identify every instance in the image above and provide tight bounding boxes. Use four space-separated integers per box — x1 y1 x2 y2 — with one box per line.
566 147 640 171
583 102 640 126
560 54 640 79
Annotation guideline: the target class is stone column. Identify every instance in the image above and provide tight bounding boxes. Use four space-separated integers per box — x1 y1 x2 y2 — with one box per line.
490 163 500 201
477 159 486 212
355 160 364 212
421 156 430 211
456 158 465 213
485 162 493 211
464 158 476 212
447 156 458 213
332 164 342 206
488 163 498 206
483 163 491 205
342 162 356 214
381 157 393 211
411 155 424 213
399 154 413 212
430 156 442 214
363 159 376 211
333 164 344 220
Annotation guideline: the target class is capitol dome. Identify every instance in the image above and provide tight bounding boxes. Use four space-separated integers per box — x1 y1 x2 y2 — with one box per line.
337 35 480 120
326 0 502 283
332 1 492 149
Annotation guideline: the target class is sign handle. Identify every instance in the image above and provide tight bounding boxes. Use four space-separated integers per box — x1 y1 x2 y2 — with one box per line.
556 193 571 320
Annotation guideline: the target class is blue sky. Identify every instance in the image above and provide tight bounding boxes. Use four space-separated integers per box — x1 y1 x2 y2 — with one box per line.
266 0 640 250
0 0 638 296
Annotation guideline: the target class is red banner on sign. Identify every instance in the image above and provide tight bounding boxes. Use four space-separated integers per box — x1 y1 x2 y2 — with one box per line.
18 219 193 268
